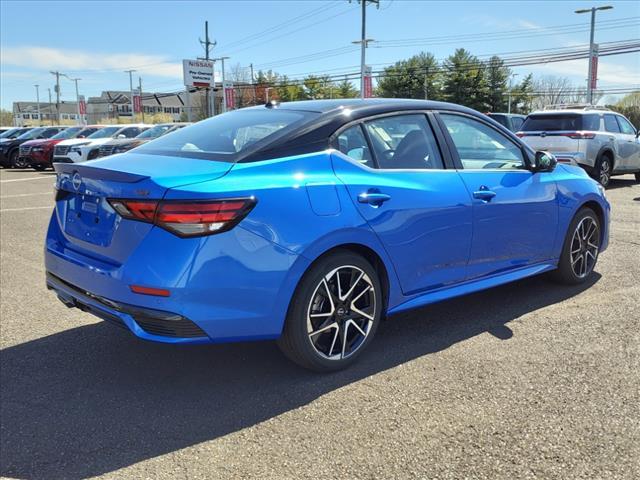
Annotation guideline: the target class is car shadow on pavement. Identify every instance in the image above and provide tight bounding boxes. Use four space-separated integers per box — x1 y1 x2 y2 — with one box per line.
606 178 637 190
0 272 600 479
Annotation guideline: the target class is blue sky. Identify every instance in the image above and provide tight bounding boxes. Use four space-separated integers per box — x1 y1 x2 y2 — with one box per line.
1 0 638 109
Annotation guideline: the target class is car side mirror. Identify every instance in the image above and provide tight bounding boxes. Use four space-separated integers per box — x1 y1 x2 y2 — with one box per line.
117 134 126 139
533 151 557 172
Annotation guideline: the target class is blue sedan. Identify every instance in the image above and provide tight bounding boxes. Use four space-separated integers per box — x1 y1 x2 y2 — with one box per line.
45 99 610 371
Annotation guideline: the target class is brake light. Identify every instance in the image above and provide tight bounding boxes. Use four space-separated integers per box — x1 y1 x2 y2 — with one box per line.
563 132 596 140
108 198 256 237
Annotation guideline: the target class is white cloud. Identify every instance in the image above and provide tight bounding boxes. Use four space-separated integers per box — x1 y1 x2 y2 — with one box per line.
526 57 640 86
1 46 182 78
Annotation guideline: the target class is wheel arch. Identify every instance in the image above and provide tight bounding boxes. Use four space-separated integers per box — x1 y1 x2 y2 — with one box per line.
579 199 606 245
596 146 615 169
311 243 391 315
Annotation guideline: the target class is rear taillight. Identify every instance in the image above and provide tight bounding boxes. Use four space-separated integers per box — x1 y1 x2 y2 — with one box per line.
563 132 596 140
108 198 256 237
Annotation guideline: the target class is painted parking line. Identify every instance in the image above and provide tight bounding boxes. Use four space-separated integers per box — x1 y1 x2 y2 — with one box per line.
0 176 54 184
0 206 52 212
1 192 52 199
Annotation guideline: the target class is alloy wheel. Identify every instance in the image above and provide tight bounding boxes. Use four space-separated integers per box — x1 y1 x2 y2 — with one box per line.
306 265 376 360
599 158 611 187
570 216 600 278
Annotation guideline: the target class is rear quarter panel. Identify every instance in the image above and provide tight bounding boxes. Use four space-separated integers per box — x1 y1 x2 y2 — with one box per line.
163 151 402 335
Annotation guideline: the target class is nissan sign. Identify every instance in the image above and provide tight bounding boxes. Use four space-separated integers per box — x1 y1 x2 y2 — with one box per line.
183 59 215 88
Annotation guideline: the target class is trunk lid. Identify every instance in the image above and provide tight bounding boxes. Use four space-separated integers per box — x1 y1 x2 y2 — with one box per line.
53 152 234 263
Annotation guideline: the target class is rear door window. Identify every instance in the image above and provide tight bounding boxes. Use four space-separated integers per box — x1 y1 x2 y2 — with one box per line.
582 114 601 131
616 116 636 135
604 114 621 133
521 114 582 131
364 114 444 170
336 125 373 167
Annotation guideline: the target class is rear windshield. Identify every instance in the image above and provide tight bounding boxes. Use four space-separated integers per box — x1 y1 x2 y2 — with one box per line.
52 127 83 140
522 113 600 131
137 108 318 161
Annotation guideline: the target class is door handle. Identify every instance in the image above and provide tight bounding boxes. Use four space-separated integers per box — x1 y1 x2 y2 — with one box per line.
358 191 391 206
473 187 496 201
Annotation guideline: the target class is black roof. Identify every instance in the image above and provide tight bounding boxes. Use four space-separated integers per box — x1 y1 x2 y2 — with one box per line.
242 98 482 162
258 98 474 115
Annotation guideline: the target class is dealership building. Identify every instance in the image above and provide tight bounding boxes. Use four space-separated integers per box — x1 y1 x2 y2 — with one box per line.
11 101 80 126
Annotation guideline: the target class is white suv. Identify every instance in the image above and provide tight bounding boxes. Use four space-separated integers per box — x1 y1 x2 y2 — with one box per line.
517 107 640 187
53 125 149 163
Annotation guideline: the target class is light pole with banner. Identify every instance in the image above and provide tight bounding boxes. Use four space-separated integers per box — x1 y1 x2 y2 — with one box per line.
575 5 612 104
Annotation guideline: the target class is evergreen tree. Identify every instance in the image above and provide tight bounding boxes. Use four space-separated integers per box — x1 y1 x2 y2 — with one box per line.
376 52 441 100
485 55 510 112
442 48 488 111
336 79 359 98
510 73 534 114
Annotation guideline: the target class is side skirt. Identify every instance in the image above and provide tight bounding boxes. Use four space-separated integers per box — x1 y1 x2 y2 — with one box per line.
388 262 558 315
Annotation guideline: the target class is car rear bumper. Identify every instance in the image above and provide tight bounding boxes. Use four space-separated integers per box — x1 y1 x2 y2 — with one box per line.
44 211 306 344
47 272 211 343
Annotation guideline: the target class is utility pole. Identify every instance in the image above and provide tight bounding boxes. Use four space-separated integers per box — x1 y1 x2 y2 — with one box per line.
125 69 136 122
199 20 216 117
139 77 145 122
575 5 612 104
50 71 61 124
250 63 256 105
507 73 519 114
352 0 378 99
34 85 41 125
424 67 429 100
47 88 53 125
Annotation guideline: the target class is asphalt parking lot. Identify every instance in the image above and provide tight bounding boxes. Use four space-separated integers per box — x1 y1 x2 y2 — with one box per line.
0 167 638 479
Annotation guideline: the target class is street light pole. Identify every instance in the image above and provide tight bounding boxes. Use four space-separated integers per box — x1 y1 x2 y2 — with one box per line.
60 73 82 125
214 56 230 112
575 5 613 104
34 85 41 125
508 73 519 114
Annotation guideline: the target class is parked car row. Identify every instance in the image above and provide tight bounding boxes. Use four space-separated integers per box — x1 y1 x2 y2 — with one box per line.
0 123 189 170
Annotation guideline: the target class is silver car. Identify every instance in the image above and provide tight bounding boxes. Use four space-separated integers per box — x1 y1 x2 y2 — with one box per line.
517 107 640 187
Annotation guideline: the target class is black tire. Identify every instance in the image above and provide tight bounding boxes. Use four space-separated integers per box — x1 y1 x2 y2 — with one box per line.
594 153 612 187
277 250 383 372
635 172 640 183
550 208 601 285
8 150 21 169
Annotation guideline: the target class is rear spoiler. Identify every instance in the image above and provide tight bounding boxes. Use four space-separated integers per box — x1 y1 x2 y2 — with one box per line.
53 162 149 183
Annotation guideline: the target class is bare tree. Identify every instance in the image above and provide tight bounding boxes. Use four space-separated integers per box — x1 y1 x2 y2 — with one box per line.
229 63 254 108
530 76 575 110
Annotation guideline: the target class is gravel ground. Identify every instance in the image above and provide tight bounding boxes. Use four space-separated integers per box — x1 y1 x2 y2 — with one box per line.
1 168 638 480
